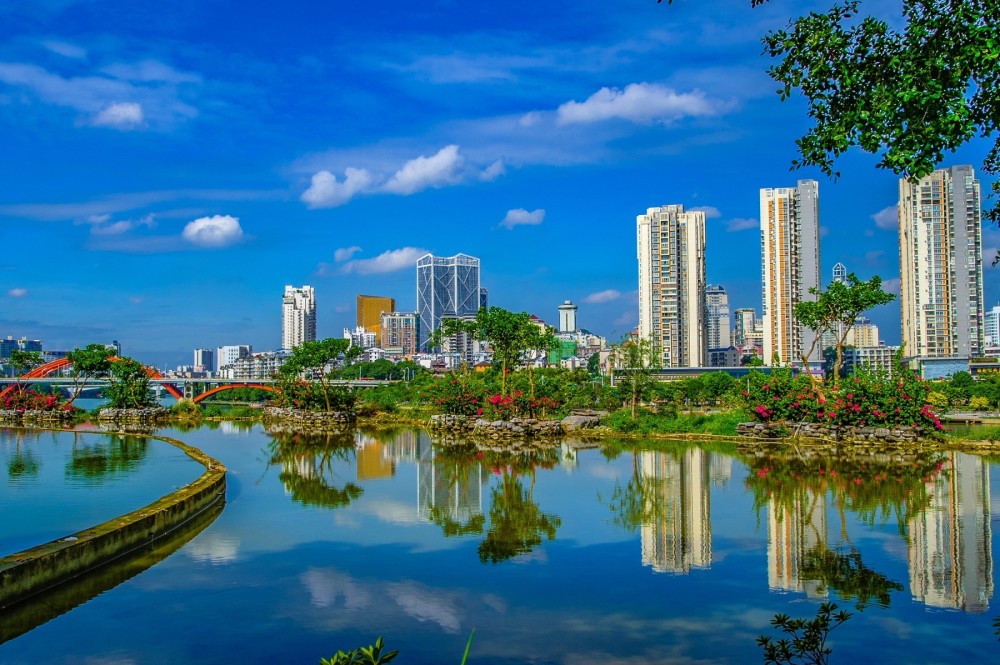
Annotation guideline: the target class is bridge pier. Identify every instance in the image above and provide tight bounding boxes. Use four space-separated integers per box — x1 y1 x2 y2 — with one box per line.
183 382 196 400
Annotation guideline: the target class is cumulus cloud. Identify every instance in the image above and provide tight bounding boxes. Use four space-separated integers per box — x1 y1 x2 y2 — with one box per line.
726 217 758 232
301 168 375 208
583 289 622 304
481 159 506 181
7 288 27 298
339 247 429 275
872 205 898 230
334 246 362 262
91 101 144 129
181 214 245 248
500 208 545 230
557 82 721 125
882 277 901 295
383 145 464 195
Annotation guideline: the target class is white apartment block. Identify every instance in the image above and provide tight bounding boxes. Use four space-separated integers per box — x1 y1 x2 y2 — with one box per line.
900 165 985 359
760 180 821 367
706 284 731 349
217 344 252 371
282 285 317 351
637 204 707 368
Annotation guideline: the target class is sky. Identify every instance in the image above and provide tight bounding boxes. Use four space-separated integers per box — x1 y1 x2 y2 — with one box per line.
1 0 997 370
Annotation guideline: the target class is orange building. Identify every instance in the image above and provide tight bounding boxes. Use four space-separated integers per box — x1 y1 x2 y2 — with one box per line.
357 294 395 337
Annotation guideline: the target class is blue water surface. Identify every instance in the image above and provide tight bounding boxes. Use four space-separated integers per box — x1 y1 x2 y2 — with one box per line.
1 423 999 664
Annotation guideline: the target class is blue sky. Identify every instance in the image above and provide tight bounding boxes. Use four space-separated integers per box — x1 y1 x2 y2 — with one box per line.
1 0 997 369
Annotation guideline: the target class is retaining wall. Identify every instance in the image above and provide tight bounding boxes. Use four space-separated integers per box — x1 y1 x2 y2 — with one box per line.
0 433 226 610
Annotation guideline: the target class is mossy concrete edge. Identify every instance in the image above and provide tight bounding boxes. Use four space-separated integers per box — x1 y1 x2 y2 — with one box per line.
0 431 226 610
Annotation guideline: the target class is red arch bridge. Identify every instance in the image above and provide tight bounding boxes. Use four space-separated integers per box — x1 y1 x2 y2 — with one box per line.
0 358 389 403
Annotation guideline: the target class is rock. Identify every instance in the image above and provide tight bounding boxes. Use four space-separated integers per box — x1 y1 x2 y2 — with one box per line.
561 414 602 432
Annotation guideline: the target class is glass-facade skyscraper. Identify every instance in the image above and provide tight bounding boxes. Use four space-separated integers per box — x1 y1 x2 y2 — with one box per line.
416 253 482 350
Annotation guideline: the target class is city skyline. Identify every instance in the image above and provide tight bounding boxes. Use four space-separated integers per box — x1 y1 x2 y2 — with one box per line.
1 1 998 369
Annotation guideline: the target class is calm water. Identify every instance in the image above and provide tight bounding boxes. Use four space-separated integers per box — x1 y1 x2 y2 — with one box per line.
2 423 1000 664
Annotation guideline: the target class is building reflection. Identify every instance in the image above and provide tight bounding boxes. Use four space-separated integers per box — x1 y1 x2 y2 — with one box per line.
417 443 487 525
766 487 829 598
908 452 993 613
638 449 713 574
354 431 396 481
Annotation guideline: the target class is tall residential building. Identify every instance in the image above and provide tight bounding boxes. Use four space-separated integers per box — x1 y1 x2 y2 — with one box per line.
416 253 482 350
558 300 578 333
733 308 757 348
705 285 731 350
281 285 316 351
899 165 985 359
832 262 847 284
637 204 707 368
760 179 821 367
381 312 419 357
357 295 396 337
193 348 214 373
844 316 879 347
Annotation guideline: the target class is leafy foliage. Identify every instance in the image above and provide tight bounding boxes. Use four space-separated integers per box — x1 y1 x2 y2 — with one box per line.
1 388 70 412
279 338 352 413
320 636 398 665
756 602 852 665
65 343 114 405
105 357 157 409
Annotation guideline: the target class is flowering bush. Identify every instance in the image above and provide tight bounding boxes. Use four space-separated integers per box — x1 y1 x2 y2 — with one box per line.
482 391 562 420
2 389 71 412
737 366 942 432
428 377 483 416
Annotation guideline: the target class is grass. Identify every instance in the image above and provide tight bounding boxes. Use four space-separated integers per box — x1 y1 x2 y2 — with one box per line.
602 408 748 437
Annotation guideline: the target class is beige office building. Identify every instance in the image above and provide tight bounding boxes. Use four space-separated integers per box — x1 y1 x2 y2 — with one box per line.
637 204 707 368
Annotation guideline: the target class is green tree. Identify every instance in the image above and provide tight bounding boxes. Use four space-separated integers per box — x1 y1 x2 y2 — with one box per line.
280 338 351 413
65 343 113 406
794 273 895 394
610 336 659 419
8 350 42 392
105 357 156 409
662 0 1000 239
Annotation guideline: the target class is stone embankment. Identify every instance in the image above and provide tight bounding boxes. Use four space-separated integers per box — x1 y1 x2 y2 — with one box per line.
262 407 355 430
98 407 170 427
429 410 606 438
737 421 928 444
0 410 74 425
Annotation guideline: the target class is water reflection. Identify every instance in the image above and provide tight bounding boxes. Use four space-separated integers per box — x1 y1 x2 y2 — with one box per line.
65 433 149 483
3 428 43 480
908 452 994 612
266 429 363 510
745 449 995 612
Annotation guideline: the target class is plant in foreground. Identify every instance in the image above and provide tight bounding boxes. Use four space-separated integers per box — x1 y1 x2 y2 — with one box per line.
756 602 851 665
321 631 475 665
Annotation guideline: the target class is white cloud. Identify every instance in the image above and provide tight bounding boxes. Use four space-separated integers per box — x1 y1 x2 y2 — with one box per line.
613 311 636 327
872 205 898 230
41 40 87 60
882 277 901 295
382 145 464 195
583 289 622 304
301 168 375 208
500 208 544 230
556 82 722 126
91 101 144 129
86 213 155 236
480 159 506 181
691 205 721 218
334 246 362 262
340 247 429 275
726 217 758 232
7 288 27 298
181 214 245 248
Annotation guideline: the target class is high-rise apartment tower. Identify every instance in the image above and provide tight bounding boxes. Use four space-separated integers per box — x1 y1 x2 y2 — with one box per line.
281 285 316 351
899 165 985 359
637 204 707 368
760 180 821 367
705 285 731 350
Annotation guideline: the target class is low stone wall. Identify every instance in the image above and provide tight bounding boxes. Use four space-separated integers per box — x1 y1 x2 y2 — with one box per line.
737 421 929 443
0 410 73 425
0 433 226 610
97 407 170 426
428 411 605 438
261 407 355 430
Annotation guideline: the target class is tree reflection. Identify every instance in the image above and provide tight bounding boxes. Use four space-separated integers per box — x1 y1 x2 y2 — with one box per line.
65 434 149 482
478 469 561 564
605 450 665 533
266 428 363 510
801 545 903 609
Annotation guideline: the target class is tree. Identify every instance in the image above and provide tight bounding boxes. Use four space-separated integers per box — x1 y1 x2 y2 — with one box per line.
105 357 156 409
8 350 42 392
794 273 895 394
65 344 113 406
280 338 351 413
661 0 1000 240
610 336 659 419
